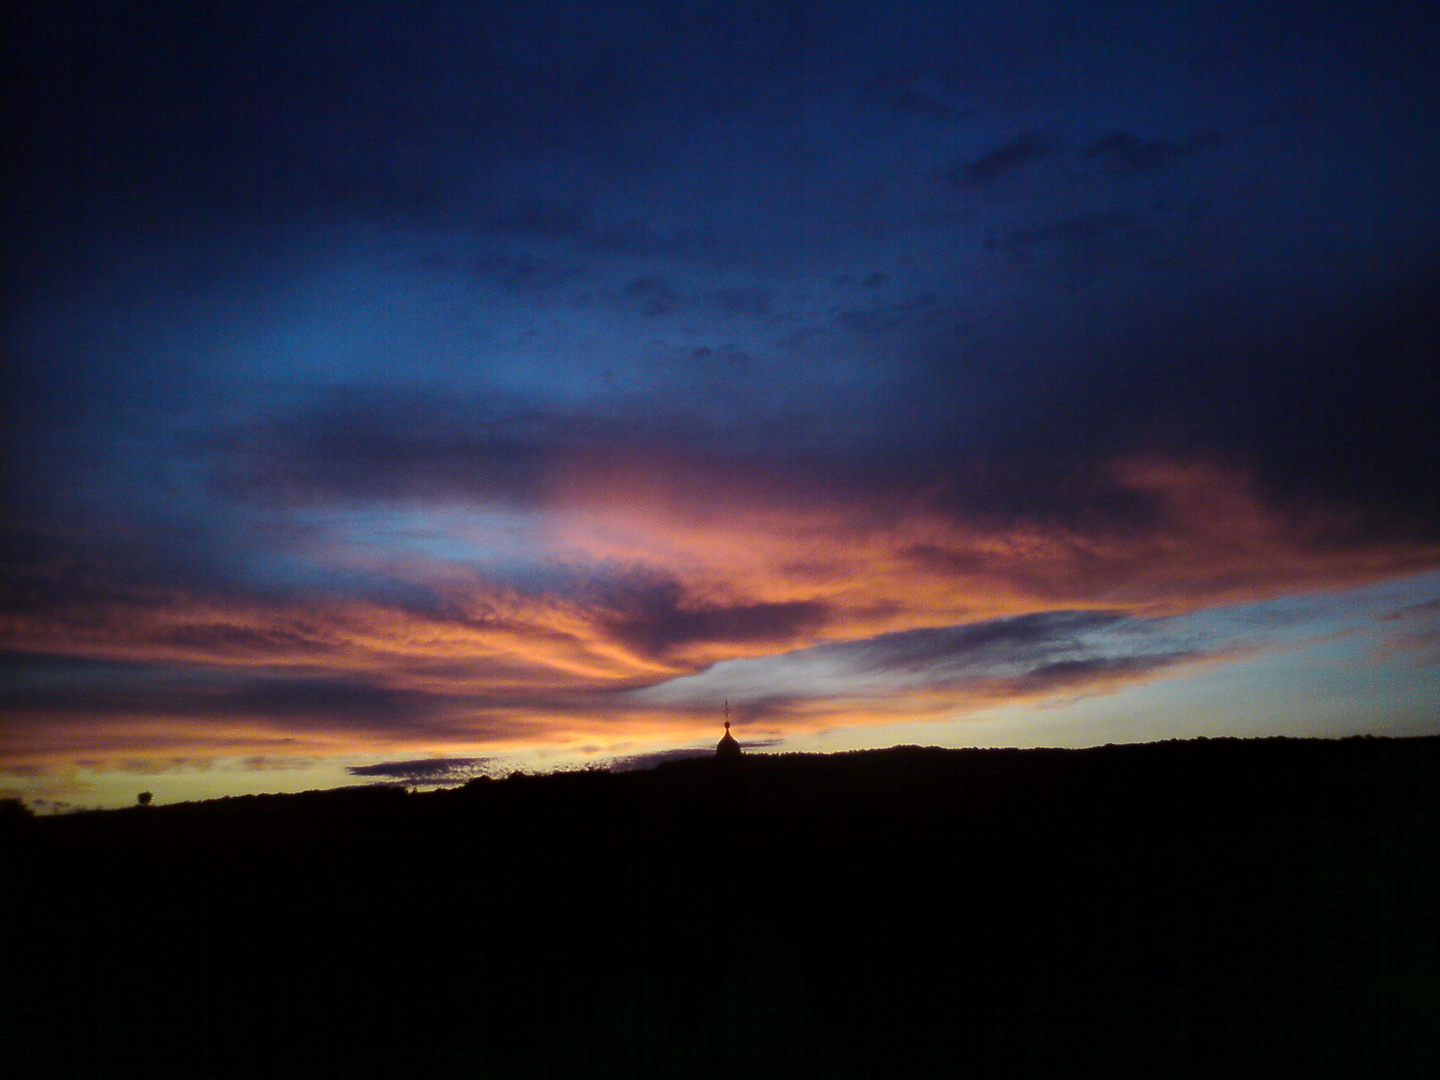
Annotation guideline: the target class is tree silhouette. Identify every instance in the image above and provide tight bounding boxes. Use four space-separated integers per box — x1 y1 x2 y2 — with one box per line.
137 791 152 806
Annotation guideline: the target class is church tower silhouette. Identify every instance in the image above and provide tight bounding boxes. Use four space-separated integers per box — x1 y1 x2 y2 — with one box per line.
716 700 741 759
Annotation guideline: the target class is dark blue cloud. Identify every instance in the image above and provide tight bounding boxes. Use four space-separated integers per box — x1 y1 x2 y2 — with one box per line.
605 595 830 661
347 757 497 784
208 389 565 508
1081 131 1226 175
802 611 1205 696
840 612 1134 675
0 654 442 730
950 135 1056 188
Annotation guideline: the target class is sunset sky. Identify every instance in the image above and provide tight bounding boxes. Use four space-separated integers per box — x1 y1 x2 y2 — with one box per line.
4 1 1438 809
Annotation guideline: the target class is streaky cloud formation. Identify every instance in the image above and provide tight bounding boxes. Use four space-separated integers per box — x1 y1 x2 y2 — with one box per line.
4 452 1433 778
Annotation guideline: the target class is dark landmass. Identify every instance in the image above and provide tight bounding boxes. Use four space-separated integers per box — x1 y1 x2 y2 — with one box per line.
6 737 1439 1078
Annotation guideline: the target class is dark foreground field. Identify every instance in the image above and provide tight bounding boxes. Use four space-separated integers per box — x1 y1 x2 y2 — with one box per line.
6 737 1439 1079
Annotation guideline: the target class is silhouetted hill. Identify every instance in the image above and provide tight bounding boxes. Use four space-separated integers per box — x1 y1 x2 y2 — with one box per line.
6 737 1438 1079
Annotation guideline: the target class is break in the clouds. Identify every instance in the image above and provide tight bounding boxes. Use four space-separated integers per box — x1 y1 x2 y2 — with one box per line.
3 2 1438 805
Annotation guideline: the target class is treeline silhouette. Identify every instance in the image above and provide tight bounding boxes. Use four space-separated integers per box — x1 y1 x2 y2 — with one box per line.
6 737 1438 1079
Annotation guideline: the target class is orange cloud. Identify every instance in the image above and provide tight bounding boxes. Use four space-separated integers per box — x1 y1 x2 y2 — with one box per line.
2 454 1436 778
547 452 1436 641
